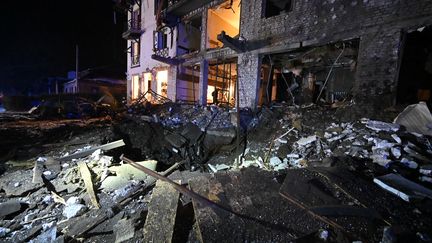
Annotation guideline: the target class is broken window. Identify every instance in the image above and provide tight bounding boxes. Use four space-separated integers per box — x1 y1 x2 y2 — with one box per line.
131 9 141 30
131 40 140 67
208 59 237 106
154 31 168 50
206 0 241 49
263 0 293 18
176 65 200 103
177 16 202 56
259 39 359 106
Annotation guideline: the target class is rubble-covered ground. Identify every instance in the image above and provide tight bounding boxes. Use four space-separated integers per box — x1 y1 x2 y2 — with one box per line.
0 101 432 242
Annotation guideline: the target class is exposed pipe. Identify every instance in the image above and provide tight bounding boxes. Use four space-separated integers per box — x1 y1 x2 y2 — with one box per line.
280 71 296 105
266 55 274 104
315 43 346 103
76 45 79 93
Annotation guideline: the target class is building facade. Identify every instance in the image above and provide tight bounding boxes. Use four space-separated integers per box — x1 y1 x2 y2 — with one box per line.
119 0 432 109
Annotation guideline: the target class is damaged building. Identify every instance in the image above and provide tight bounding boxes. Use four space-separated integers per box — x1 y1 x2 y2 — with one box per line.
119 0 432 109
2 1 432 242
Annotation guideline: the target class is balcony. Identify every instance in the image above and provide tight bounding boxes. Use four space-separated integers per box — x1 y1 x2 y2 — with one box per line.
122 19 142 40
114 0 142 14
131 55 140 67
165 0 214 17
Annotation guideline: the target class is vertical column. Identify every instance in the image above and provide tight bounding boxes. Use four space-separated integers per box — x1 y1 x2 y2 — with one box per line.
199 60 209 106
237 53 261 109
127 75 132 102
354 30 402 105
167 66 177 101
200 9 208 52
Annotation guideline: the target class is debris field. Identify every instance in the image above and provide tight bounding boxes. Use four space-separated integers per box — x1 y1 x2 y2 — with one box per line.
0 101 432 243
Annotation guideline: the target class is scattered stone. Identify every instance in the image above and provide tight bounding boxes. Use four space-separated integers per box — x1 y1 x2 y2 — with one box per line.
208 164 231 173
419 176 432 183
66 197 81 206
400 158 418 169
287 154 300 159
0 201 24 218
366 120 400 132
269 157 282 167
381 227 397 243
24 212 38 222
0 170 43 196
390 147 401 159
394 102 432 136
319 229 329 241
391 134 402 144
100 160 157 192
113 218 135 243
30 226 57 243
0 227 11 237
296 135 317 146
274 162 289 171
374 173 432 202
420 165 432 176
63 197 86 219
63 204 87 219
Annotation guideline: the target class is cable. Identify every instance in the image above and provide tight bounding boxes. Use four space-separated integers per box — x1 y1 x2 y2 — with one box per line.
315 43 346 103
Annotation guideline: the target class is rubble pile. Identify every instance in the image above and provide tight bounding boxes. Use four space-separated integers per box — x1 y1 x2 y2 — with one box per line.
208 103 432 201
131 103 236 130
0 141 162 242
0 101 431 242
126 103 239 169
209 103 432 172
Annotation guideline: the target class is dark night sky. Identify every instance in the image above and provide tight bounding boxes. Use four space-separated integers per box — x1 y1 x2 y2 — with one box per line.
0 0 126 94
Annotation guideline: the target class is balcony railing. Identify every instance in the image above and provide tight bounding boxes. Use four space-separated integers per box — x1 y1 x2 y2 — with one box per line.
131 55 140 67
165 0 214 17
122 19 142 39
168 0 182 7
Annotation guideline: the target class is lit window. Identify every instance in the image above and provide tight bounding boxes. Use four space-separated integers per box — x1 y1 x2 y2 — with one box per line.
154 31 168 50
131 40 140 66
132 75 140 99
156 70 168 97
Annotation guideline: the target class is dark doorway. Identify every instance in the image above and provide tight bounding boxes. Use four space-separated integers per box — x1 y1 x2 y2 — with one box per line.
397 26 432 104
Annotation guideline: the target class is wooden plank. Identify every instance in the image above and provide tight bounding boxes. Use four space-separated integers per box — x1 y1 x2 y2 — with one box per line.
142 180 180 243
59 140 125 161
78 161 100 209
32 161 43 184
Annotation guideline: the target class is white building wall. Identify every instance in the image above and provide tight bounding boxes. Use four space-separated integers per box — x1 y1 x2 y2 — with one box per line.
126 2 178 102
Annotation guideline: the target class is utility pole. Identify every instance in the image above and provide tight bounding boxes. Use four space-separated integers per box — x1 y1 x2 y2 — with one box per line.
76 45 79 93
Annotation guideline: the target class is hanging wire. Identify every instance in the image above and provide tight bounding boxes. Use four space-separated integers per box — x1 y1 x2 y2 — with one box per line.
266 55 274 104
315 43 346 103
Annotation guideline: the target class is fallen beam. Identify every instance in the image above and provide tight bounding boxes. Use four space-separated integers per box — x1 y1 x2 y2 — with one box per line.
78 161 100 209
217 31 246 53
142 180 180 242
151 54 184 65
59 140 125 161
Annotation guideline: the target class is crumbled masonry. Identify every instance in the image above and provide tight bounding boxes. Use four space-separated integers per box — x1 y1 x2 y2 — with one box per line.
0 100 432 242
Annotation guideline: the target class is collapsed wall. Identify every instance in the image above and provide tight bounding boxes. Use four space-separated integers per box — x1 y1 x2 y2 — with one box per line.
237 0 432 108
